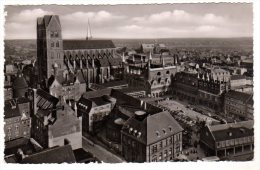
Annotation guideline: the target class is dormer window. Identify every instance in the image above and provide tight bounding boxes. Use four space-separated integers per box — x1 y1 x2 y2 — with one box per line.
169 126 172 132
162 129 166 134
228 132 232 136
137 132 142 138
156 131 160 137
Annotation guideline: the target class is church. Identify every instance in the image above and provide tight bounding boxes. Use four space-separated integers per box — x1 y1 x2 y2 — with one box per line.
36 15 123 101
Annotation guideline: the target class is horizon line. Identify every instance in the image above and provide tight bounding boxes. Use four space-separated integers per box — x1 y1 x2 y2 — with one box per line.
5 36 253 40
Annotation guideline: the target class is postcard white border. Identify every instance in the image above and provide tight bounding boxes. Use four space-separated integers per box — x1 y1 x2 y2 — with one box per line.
0 1 259 170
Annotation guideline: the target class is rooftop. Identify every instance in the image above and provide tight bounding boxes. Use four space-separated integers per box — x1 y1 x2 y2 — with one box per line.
63 39 115 50
225 90 253 104
4 100 20 119
21 145 76 163
208 120 254 142
231 75 246 80
123 111 183 145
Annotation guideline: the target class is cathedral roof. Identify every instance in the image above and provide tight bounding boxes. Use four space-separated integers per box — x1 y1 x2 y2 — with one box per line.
63 40 115 50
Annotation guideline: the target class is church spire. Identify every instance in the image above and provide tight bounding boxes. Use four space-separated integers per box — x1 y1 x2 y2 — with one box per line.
148 50 152 69
86 18 92 40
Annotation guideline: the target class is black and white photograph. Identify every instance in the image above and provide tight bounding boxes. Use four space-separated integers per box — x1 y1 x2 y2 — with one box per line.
0 0 259 167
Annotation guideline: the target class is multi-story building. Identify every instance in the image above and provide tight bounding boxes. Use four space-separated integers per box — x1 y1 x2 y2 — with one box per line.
200 120 254 160
125 52 178 97
173 70 230 112
224 90 253 120
31 89 82 150
197 72 230 112
77 88 116 135
230 75 253 94
4 98 31 142
172 71 198 103
121 111 183 162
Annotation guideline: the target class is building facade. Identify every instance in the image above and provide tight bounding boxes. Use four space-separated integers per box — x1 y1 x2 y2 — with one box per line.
200 121 254 160
125 52 178 97
224 90 253 120
4 98 31 142
121 111 183 162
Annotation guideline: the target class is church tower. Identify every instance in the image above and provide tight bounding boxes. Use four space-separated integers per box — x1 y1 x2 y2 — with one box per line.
37 15 64 83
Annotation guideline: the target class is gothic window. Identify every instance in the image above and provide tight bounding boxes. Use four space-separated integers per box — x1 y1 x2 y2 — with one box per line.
56 41 59 47
51 42 54 48
50 31 54 37
54 32 59 37
51 52 54 59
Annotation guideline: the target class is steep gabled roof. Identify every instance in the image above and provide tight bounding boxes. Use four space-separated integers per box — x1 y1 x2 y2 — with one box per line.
63 40 115 50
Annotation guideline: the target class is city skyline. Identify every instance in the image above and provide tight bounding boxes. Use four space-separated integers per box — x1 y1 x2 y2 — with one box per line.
5 3 253 39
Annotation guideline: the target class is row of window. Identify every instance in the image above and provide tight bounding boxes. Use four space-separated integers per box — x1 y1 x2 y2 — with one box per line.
151 135 181 154
226 106 245 115
151 148 173 162
216 136 254 148
50 31 59 38
50 52 61 59
51 41 60 48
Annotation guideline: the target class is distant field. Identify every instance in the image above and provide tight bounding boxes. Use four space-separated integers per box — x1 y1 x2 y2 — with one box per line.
4 37 253 58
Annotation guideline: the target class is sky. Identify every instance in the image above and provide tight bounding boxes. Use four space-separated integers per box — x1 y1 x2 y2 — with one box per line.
4 4 253 39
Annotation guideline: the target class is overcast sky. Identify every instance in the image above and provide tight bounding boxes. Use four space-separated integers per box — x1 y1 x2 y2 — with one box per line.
4 4 253 39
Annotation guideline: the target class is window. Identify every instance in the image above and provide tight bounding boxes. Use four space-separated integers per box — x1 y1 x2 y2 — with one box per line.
159 141 163 149
169 147 172 155
152 145 158 154
56 41 59 47
7 126 11 132
54 32 58 37
152 157 157 162
51 52 54 59
159 152 162 160
50 32 54 37
164 150 168 157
